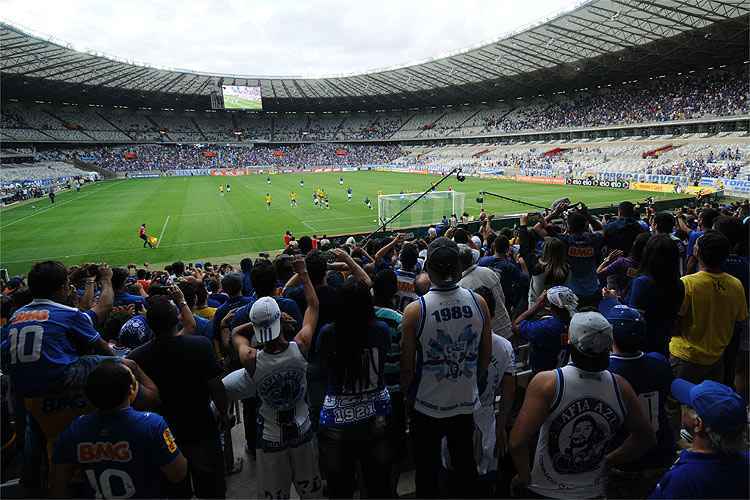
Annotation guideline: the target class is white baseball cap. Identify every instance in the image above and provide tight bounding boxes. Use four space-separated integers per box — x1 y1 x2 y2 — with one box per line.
249 297 282 343
569 311 613 355
345 236 357 246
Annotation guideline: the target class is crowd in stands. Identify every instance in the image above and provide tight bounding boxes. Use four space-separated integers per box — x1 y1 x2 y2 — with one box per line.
490 67 747 133
0 159 96 204
1 192 749 499
395 141 750 181
2 138 747 191
650 146 745 181
1 66 746 143
61 143 404 172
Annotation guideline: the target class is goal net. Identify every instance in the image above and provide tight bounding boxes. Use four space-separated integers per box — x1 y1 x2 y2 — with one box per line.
378 191 465 229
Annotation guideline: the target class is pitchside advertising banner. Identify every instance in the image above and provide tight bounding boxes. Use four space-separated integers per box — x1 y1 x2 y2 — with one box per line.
628 182 717 195
700 177 750 195
566 178 630 189
629 182 677 193
167 166 355 177
515 175 566 185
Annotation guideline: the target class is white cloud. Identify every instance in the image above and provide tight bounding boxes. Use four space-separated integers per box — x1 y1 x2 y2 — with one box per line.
1 0 581 76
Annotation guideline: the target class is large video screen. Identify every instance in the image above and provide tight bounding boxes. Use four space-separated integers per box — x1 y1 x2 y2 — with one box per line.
222 85 263 110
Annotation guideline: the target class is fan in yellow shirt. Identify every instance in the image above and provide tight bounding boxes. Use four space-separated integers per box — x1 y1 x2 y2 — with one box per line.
670 231 748 372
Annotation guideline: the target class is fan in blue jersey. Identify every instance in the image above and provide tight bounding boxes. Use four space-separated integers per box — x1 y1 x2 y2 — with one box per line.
51 361 188 499
650 379 748 500
1 261 160 466
0 261 118 399
600 296 676 497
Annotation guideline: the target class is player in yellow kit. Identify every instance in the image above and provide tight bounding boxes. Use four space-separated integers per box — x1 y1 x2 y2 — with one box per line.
289 191 298 207
265 193 272 209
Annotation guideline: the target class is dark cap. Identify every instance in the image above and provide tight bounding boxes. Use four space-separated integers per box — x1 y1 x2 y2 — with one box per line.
426 237 460 274
6 277 24 290
599 298 645 345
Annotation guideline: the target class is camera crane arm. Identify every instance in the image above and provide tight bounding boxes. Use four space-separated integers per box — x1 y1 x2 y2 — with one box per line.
478 191 549 211
359 167 462 246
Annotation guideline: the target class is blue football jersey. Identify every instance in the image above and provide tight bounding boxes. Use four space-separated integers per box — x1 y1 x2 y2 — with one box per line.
1 299 101 397
609 352 675 468
53 408 180 499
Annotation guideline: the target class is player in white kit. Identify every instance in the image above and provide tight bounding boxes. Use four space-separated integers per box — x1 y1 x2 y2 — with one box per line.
224 257 322 499
509 311 656 499
401 237 492 497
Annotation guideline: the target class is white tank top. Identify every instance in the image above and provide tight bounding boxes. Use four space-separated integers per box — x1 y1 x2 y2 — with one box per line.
254 341 312 451
530 364 627 499
414 284 485 418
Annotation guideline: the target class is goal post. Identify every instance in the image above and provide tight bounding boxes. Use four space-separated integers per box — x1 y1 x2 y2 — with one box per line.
378 191 465 229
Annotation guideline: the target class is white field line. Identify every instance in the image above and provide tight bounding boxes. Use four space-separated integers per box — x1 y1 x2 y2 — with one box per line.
2 233 282 264
0 181 122 230
156 215 170 248
1 219 379 265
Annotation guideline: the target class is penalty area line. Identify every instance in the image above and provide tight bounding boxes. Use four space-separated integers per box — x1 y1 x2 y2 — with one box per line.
156 215 170 248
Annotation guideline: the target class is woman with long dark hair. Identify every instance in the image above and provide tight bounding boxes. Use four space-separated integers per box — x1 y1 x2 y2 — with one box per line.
317 278 392 498
623 234 684 354
518 214 570 306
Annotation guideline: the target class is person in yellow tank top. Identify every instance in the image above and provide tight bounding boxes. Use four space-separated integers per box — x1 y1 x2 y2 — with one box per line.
670 231 748 382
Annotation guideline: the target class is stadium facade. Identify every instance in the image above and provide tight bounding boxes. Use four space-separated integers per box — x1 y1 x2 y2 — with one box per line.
1 0 747 118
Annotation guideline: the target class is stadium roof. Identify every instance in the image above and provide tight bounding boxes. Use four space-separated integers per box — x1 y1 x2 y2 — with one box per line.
1 0 748 111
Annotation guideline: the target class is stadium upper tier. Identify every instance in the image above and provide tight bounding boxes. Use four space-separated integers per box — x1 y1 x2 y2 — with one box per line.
1 64 747 143
1 0 748 111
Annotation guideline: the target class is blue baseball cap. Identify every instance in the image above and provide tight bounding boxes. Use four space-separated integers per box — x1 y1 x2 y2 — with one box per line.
119 315 153 348
6 277 24 289
599 298 645 345
671 379 746 432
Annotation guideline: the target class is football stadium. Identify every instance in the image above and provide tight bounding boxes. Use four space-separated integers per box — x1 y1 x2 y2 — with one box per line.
0 0 749 498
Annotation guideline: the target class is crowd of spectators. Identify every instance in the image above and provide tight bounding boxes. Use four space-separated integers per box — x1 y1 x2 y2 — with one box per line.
650 146 745 181
59 143 404 172
1 191 748 499
1 66 746 143
397 142 749 181
486 67 747 134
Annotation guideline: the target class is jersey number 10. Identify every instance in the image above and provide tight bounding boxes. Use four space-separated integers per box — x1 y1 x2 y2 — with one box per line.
86 469 136 499
7 325 44 364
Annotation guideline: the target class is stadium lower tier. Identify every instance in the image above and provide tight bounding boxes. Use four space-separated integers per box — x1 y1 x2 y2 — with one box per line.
0 171 691 274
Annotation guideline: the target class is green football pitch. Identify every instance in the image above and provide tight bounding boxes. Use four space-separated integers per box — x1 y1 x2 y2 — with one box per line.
0 171 683 274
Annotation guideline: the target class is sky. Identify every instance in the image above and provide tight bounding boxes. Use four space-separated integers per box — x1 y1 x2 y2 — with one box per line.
1 0 582 77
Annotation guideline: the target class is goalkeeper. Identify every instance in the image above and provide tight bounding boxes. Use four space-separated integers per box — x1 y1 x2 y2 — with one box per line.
138 223 156 248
